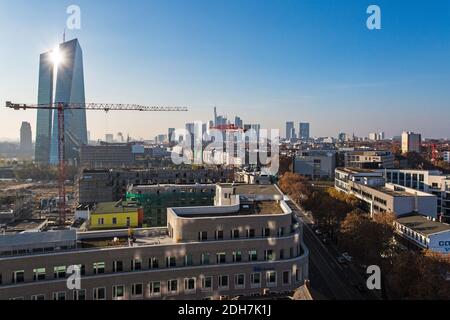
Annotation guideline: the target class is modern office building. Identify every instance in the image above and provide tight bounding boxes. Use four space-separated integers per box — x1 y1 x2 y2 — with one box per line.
35 39 88 165
0 184 309 300
286 122 295 140
401 131 421 154
234 117 243 129
380 169 450 221
299 123 310 140
394 213 450 253
344 150 395 169
19 122 33 159
335 168 437 218
293 150 336 179
35 51 54 164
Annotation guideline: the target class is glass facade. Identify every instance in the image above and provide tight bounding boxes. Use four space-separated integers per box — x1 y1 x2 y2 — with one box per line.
50 39 87 165
35 52 54 164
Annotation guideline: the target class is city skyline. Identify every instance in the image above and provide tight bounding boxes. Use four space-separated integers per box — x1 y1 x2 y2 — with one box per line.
1 0 450 142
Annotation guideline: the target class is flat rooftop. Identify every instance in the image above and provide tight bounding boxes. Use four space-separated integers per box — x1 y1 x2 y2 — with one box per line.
371 186 413 197
218 184 282 196
92 201 139 215
3 219 48 233
174 200 285 218
336 167 378 174
396 214 450 236
77 227 173 249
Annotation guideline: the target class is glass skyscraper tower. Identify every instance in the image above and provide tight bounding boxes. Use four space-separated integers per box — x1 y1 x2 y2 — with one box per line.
35 39 87 165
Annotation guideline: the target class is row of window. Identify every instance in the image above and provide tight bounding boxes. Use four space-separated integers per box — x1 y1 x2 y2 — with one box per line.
8 270 299 300
2 247 301 285
197 227 288 241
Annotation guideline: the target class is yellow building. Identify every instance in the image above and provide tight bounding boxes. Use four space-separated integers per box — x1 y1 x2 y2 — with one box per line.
89 201 143 230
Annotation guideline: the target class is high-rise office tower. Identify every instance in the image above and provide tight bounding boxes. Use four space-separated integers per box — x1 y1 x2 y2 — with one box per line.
286 122 295 140
20 122 33 158
235 116 243 128
35 51 54 164
402 131 421 153
35 39 87 165
299 123 310 140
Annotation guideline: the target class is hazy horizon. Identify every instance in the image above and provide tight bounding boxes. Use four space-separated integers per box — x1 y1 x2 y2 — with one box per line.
1 0 449 142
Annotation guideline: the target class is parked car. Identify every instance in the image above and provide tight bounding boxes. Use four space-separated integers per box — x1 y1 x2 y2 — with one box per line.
342 252 353 262
315 229 322 235
322 237 328 244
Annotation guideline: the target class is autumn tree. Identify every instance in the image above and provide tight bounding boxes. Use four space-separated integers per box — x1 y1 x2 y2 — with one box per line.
385 250 450 299
339 211 395 265
278 172 312 205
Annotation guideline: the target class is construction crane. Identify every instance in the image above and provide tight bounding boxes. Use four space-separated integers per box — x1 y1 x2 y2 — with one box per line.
6 101 188 225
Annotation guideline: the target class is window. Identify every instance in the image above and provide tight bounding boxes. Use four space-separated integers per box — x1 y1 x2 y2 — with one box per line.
184 277 196 293
264 250 274 261
73 289 86 301
31 294 45 300
280 249 285 260
266 271 277 287
76 264 86 276
283 271 291 285
53 292 66 301
149 281 161 297
263 228 271 237
93 262 105 274
218 275 229 289
249 250 258 261
216 252 226 264
93 287 106 300
167 279 178 294
131 259 142 271
278 227 285 237
215 230 224 240
201 253 210 265
231 229 240 239
132 283 143 297
112 217 117 225
199 231 208 241
233 251 242 262
33 268 46 281
113 261 123 273
12 270 24 283
149 257 159 269
126 217 131 227
235 274 245 289
113 285 125 299
202 276 213 291
98 218 104 225
184 254 193 266
166 256 176 268
251 273 261 288
247 229 255 238
54 266 66 279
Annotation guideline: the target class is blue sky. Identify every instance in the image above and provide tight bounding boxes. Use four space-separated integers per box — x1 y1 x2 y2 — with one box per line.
0 0 449 141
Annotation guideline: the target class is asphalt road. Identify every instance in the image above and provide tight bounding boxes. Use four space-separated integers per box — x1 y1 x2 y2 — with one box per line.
287 200 380 300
